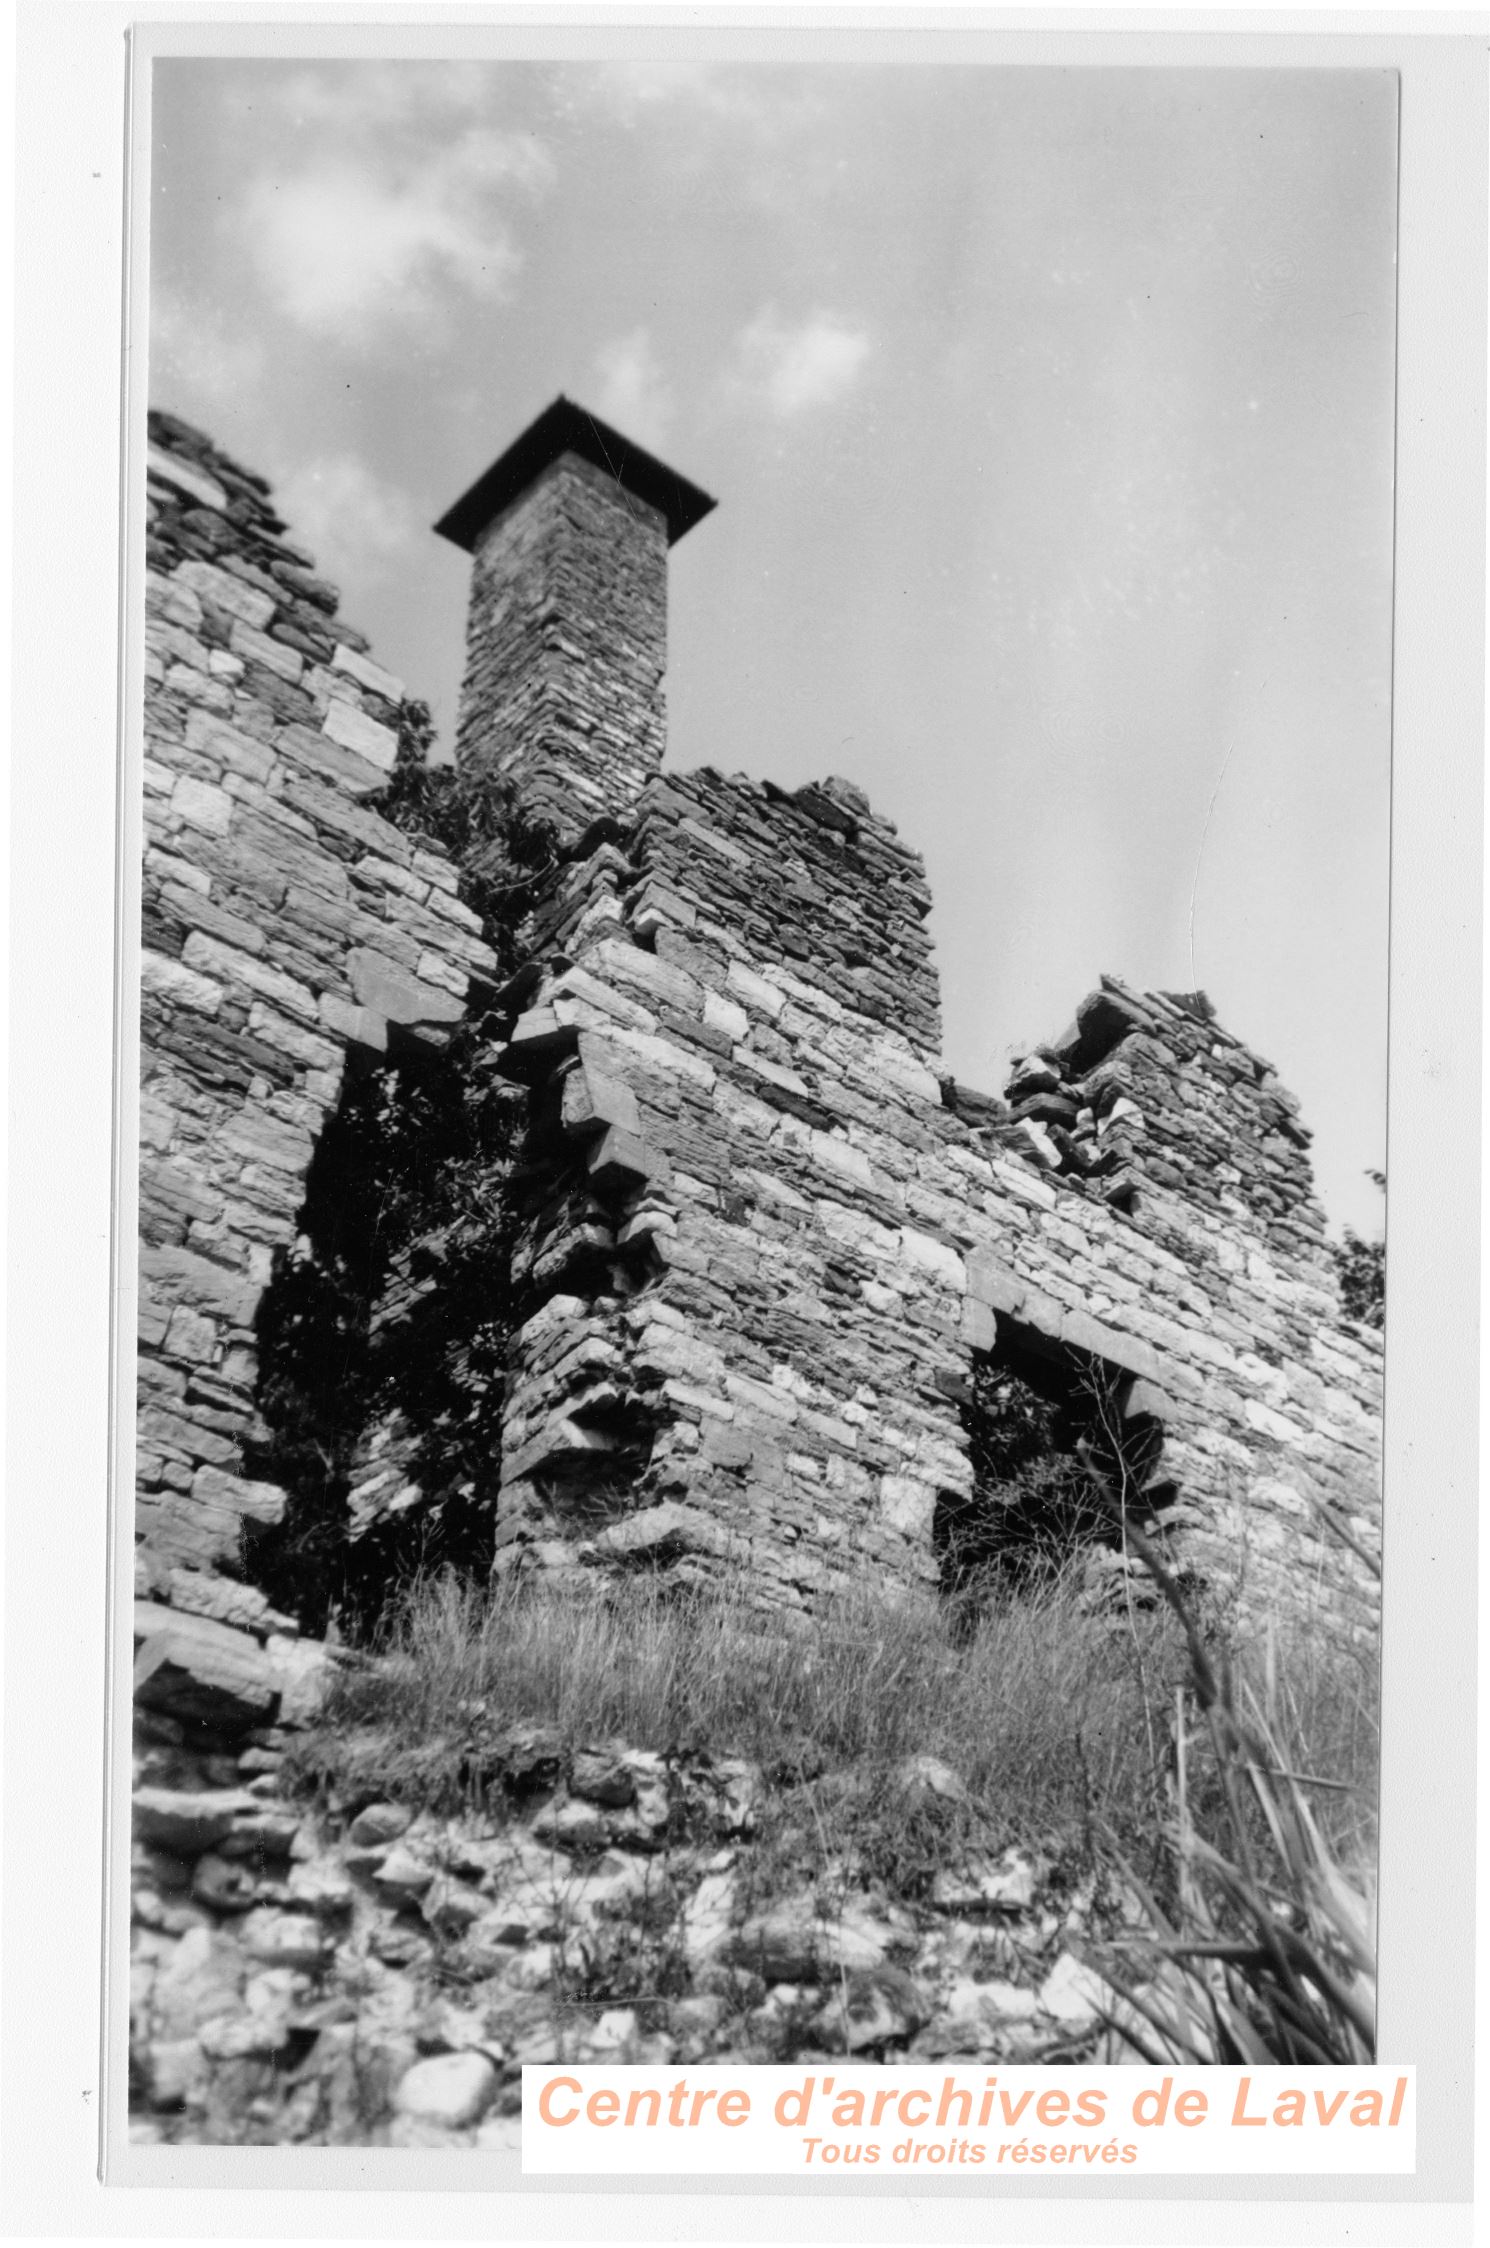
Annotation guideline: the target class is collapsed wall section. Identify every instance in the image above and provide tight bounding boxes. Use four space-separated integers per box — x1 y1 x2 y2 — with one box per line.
489 802 1381 1625
993 979 1332 1264
137 413 496 1721
953 986 1382 1625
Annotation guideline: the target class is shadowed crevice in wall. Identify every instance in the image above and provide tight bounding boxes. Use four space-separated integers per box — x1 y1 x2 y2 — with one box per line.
234 722 591 1638
240 1028 527 1638
238 759 681 1634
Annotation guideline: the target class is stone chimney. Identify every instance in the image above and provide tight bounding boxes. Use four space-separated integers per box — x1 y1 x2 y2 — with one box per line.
435 397 715 846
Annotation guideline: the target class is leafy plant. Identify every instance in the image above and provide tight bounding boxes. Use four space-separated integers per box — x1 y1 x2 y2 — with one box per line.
1329 1168 1386 1331
941 1360 1111 1600
376 699 561 983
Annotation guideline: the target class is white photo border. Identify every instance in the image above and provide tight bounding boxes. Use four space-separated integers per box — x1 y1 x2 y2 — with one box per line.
5 4 1484 2239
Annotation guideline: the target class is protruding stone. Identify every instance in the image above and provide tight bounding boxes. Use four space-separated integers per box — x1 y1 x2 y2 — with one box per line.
569 1749 637 1809
561 1065 643 1140
239 1908 333 1971
348 948 464 1027
812 1966 928 2053
373 1844 436 1901
529 1797 607 1853
133 1607 278 1728
587 1126 671 1192
590 1504 731 1565
729 1905 887 1986
134 1787 260 1858
348 1802 413 1848
394 2050 499 2129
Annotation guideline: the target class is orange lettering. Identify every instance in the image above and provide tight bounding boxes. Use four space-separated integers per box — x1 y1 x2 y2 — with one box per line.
538 2075 581 2126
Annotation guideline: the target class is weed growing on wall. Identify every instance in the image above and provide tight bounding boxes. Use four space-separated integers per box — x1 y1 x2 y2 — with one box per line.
377 699 562 983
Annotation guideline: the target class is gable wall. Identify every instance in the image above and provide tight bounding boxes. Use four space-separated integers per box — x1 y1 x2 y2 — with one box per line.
136 413 495 1716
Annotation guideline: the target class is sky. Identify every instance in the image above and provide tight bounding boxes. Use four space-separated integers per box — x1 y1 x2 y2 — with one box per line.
149 59 1398 1236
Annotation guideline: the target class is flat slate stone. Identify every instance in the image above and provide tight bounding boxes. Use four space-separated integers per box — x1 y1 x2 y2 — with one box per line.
133 1601 278 1727
348 947 465 1026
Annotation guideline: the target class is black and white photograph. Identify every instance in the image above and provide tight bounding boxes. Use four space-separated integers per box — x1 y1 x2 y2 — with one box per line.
6 12 1486 2232
123 46 1401 2155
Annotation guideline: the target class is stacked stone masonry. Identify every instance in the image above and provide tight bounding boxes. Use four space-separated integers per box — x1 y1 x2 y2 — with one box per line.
491 778 1381 1627
453 452 669 849
137 412 496 1719
135 405 1383 1732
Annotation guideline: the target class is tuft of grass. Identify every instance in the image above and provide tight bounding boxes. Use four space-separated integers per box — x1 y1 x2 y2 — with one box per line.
283 1558 1375 1924
1077 1464 1379 2064
285 1564 1179 1839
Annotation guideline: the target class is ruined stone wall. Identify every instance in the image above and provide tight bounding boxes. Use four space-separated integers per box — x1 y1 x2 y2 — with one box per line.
993 978 1330 1261
137 413 495 1717
135 406 1383 1694
492 764 962 1604
488 783 1382 1628
128 405 1384 2157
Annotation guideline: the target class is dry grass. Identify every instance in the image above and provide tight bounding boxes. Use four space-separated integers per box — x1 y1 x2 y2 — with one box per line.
289 1565 1170 1836
1077 1484 1379 2062
1093 1675 1378 2064
285 1559 1376 1908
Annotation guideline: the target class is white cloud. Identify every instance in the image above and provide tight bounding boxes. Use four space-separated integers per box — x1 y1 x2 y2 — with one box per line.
274 454 420 584
150 284 266 408
241 128 552 340
271 62 502 131
591 328 674 448
732 308 871 417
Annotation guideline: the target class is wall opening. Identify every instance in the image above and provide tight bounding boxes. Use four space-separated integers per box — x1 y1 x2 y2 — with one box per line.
936 1320 1175 1610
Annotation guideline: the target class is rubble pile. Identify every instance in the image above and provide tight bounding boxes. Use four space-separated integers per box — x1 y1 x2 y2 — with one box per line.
130 1717 1148 2148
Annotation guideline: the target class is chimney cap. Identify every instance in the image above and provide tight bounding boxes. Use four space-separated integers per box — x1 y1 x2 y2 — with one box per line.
434 395 717 552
